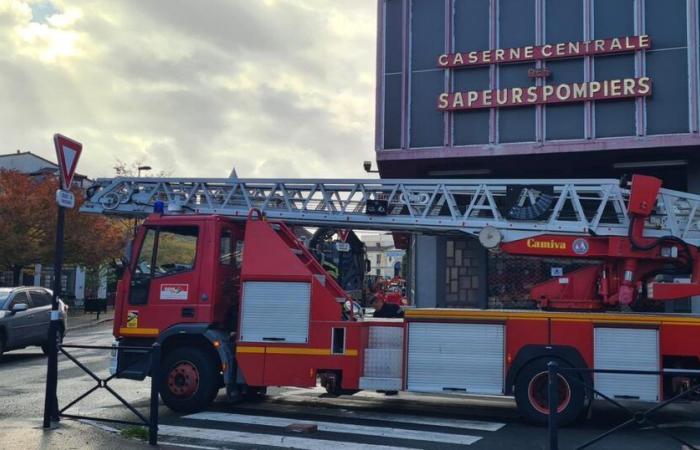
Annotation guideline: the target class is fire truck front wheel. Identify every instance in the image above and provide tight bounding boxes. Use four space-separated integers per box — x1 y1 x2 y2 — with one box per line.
514 358 585 426
160 347 220 413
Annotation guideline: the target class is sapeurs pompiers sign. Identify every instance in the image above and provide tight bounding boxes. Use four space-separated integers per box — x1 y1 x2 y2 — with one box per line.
437 35 652 111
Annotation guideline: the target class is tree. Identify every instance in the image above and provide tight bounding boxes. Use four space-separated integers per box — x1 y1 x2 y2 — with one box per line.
0 170 128 285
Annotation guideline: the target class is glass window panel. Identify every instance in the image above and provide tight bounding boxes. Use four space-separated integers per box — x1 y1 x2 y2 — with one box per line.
645 0 687 50
593 0 634 39
454 68 490 145
410 70 445 147
499 63 536 143
154 227 198 277
383 73 402 149
545 60 585 140
545 0 583 44
594 54 635 137
646 49 689 135
385 0 404 74
499 0 535 49
411 0 445 70
454 0 490 52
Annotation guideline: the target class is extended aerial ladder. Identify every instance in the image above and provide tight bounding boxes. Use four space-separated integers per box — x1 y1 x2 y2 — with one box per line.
82 174 700 310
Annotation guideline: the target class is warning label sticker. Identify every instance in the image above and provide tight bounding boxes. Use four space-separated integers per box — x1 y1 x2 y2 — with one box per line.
160 284 189 300
127 310 138 328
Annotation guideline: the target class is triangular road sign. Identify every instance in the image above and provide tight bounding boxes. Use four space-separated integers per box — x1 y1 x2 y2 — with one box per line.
337 229 350 242
53 134 82 190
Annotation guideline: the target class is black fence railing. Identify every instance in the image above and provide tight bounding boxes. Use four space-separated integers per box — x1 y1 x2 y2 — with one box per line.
57 343 161 446
547 361 700 450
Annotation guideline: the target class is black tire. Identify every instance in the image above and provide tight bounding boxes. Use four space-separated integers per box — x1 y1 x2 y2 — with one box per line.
0 334 5 357
514 358 585 426
41 327 64 356
159 347 220 413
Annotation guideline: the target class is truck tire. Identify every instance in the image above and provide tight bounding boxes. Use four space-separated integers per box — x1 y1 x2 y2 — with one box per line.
160 347 220 413
514 358 585 426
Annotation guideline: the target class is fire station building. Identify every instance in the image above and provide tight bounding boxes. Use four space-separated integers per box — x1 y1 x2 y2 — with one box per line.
375 0 700 313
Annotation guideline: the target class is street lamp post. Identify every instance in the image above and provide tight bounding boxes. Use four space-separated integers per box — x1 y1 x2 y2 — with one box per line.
137 165 152 177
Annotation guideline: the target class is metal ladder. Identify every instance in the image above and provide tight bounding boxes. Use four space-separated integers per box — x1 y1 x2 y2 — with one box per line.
80 176 700 245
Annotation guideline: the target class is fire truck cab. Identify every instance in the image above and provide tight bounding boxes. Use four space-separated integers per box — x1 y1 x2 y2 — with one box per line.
112 207 700 425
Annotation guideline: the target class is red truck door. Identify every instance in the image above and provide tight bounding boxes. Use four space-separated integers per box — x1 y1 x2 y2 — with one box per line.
123 224 202 334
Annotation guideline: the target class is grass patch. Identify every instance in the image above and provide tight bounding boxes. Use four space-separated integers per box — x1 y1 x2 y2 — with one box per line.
120 425 149 441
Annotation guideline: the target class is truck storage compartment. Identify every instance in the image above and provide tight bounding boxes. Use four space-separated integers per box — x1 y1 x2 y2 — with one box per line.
239 281 310 343
594 327 660 401
359 326 403 391
407 322 504 394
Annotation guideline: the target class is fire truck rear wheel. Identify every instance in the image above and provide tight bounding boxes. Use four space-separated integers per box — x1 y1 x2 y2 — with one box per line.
514 358 585 426
160 347 220 413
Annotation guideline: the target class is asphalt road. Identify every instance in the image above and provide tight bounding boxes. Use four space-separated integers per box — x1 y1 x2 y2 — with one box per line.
1 323 699 449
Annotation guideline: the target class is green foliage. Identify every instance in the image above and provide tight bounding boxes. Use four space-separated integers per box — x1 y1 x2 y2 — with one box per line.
120 426 149 441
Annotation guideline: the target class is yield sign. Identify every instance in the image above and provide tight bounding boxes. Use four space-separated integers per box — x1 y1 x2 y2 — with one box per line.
337 229 350 242
53 134 82 190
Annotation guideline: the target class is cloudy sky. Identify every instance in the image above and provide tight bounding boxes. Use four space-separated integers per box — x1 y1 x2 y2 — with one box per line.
0 0 377 179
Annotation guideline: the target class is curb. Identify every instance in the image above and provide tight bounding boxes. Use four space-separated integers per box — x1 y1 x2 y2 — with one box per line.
68 317 114 332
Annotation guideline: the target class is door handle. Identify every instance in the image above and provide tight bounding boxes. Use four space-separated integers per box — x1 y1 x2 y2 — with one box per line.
181 307 195 318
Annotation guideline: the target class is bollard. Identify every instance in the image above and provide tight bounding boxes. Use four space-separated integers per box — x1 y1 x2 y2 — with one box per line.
548 361 559 450
149 343 161 446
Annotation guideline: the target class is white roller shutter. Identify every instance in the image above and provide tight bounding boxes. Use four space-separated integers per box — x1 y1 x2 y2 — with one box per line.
407 323 504 394
240 281 310 343
594 327 659 401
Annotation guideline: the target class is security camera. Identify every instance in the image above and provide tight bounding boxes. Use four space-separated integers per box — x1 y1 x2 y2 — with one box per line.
363 161 372 172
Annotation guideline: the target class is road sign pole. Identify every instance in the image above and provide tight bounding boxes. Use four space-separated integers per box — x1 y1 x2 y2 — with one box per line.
43 133 81 428
43 203 65 427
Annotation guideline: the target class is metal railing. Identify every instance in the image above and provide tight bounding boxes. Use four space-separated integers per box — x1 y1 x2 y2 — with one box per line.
57 343 161 446
547 361 700 450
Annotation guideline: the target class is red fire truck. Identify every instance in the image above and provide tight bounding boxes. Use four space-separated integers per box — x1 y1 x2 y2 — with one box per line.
83 174 700 424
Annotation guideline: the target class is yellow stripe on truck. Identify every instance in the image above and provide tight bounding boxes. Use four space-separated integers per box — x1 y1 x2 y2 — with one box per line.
236 346 358 357
119 327 159 336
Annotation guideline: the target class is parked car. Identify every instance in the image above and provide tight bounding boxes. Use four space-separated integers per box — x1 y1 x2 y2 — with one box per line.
0 287 68 356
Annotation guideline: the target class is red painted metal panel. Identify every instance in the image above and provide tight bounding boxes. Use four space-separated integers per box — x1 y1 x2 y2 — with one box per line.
505 318 548 371
660 323 700 358
551 320 594 368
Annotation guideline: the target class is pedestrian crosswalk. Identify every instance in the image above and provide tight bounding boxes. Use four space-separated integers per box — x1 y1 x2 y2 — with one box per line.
156 403 508 449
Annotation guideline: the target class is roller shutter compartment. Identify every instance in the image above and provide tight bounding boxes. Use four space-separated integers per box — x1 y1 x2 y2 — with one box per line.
594 327 659 401
239 281 310 344
407 322 504 394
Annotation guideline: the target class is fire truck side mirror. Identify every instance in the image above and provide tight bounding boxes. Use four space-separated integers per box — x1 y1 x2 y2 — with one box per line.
365 259 372 273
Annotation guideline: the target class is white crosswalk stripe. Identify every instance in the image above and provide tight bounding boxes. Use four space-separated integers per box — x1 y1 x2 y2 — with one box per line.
158 425 415 450
182 411 484 445
275 408 505 432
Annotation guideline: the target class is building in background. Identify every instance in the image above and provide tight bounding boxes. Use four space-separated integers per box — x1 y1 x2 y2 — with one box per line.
363 233 405 278
0 150 90 187
376 0 700 313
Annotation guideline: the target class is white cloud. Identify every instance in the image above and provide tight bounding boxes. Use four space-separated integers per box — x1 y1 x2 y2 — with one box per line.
0 0 377 179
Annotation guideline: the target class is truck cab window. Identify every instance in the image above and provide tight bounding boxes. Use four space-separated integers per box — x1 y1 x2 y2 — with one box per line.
135 229 156 276
154 227 198 277
220 230 233 265
129 226 198 305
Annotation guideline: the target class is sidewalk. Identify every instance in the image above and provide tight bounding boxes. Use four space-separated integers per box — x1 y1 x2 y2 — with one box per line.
3 418 156 450
67 307 115 331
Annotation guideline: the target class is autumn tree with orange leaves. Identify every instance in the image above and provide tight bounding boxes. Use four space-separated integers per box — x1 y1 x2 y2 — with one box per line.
0 171 127 285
